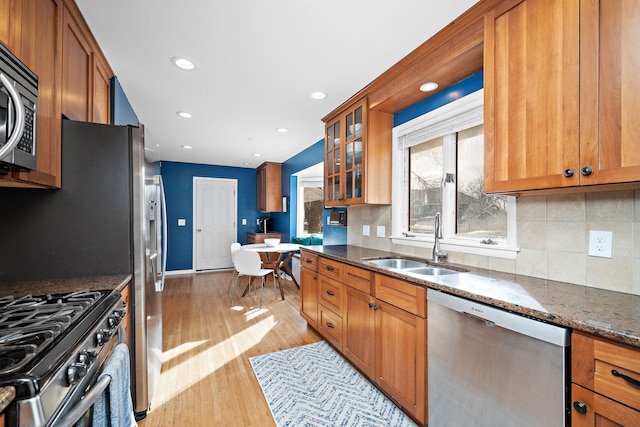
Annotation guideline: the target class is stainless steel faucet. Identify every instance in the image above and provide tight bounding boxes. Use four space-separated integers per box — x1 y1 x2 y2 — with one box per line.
433 212 448 262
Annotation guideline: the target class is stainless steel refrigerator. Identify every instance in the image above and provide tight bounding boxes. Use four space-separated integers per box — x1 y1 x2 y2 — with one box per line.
0 118 165 418
60 119 166 419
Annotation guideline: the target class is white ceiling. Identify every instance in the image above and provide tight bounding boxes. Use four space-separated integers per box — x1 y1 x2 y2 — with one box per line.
75 0 479 168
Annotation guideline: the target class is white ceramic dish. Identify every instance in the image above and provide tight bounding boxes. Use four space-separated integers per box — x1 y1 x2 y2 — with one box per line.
264 238 280 247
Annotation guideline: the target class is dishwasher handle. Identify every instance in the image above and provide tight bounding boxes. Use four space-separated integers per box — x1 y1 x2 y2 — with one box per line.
463 311 496 327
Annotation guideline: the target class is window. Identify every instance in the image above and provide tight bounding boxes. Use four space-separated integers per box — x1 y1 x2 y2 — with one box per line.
295 163 324 238
392 90 518 259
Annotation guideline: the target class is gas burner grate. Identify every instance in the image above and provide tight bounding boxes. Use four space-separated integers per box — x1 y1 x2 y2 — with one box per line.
0 290 105 375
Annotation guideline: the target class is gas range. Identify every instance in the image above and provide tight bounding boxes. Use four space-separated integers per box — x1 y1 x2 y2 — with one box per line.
0 289 125 426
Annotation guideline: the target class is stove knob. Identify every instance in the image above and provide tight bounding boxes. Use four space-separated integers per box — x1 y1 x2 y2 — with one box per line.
67 362 87 386
114 308 126 319
108 315 120 328
78 350 97 365
96 329 112 346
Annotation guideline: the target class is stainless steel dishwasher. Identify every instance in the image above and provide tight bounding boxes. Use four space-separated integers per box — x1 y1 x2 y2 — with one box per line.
427 289 570 427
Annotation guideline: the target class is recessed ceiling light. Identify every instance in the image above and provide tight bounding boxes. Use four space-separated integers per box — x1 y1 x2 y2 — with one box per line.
171 57 195 70
276 128 288 133
177 111 192 118
181 145 193 149
420 82 439 92
253 153 262 157
310 91 327 100
242 162 252 166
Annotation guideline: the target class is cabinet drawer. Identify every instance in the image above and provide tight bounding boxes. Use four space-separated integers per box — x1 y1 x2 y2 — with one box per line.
300 251 318 271
344 264 372 294
571 383 640 426
573 332 640 410
374 274 426 318
318 257 342 280
318 305 343 350
318 275 345 316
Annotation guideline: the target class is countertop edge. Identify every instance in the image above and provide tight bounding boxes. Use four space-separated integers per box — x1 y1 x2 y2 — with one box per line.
301 245 640 349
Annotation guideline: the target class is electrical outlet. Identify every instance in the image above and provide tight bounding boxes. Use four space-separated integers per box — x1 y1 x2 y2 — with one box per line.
242 218 247 225
362 225 370 236
588 230 613 258
377 225 386 238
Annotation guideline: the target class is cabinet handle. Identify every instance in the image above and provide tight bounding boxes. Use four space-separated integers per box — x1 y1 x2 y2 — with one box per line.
305 259 313 264
326 290 335 297
573 401 587 414
373 305 379 311
563 168 574 178
581 166 593 176
368 302 374 309
325 266 335 272
326 322 335 329
611 369 640 389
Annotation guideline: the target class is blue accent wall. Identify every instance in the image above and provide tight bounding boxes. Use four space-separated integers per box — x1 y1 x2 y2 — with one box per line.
160 161 258 271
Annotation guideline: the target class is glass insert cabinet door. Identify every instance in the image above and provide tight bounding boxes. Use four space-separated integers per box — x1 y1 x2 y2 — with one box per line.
324 100 366 205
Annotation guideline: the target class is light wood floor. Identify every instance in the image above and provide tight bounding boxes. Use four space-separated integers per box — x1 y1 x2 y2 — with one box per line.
139 270 322 426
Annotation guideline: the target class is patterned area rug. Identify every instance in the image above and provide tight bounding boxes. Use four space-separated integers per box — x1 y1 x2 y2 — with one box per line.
249 341 417 427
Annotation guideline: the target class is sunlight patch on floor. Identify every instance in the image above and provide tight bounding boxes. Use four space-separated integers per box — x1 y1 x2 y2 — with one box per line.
150 315 277 407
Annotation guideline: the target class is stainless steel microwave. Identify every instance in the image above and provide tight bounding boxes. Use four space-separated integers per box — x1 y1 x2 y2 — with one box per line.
0 42 37 171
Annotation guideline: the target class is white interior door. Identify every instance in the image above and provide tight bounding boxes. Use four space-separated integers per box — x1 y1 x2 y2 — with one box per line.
194 178 237 270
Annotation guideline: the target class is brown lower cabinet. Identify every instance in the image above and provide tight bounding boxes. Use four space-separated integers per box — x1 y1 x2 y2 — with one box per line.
299 250 427 425
571 332 640 426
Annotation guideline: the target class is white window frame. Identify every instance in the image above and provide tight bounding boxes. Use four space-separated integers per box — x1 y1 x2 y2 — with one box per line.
296 176 324 237
390 89 519 259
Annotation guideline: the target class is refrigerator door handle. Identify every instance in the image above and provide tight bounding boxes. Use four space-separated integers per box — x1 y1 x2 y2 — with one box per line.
159 175 167 291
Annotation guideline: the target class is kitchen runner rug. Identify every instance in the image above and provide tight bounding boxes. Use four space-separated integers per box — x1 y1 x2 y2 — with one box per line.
248 340 417 427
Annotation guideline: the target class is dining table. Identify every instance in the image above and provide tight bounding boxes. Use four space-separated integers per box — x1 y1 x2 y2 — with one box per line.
240 243 301 300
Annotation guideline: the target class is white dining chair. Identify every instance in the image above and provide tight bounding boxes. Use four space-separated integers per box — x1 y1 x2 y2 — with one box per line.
230 249 274 309
226 242 242 294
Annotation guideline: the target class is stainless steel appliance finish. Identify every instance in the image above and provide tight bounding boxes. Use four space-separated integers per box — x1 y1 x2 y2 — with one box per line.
0 42 37 170
0 290 124 427
427 289 570 427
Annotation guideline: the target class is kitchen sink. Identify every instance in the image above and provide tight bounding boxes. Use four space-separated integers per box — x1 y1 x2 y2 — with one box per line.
363 257 466 277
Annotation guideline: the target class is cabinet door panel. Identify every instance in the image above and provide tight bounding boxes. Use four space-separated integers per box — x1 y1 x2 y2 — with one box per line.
62 6 90 122
92 55 111 124
580 0 640 185
344 286 375 378
374 299 426 424
571 384 640 427
484 0 580 192
300 267 318 328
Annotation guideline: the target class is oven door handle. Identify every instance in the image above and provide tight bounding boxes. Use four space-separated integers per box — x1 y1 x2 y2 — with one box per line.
0 72 26 161
56 374 111 427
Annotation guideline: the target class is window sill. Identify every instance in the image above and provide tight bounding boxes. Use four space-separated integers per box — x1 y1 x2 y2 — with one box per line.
391 235 519 260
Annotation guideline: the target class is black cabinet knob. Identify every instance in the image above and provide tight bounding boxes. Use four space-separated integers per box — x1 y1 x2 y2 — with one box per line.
573 401 588 414
563 168 574 177
581 166 593 176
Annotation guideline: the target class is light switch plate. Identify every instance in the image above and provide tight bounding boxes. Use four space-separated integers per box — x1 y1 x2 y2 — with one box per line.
242 218 247 225
362 225 370 236
177 219 186 226
377 226 386 238
588 230 612 258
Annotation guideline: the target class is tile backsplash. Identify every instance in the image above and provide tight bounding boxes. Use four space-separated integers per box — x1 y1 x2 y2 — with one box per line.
347 190 640 295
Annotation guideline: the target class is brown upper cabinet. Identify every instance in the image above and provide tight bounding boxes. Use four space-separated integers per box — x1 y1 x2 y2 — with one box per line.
323 97 393 206
62 0 112 124
0 0 112 189
484 0 640 193
257 161 282 212
0 0 62 188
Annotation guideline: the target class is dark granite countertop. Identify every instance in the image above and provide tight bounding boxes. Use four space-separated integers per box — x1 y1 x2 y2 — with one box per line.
302 245 640 349
0 274 132 298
